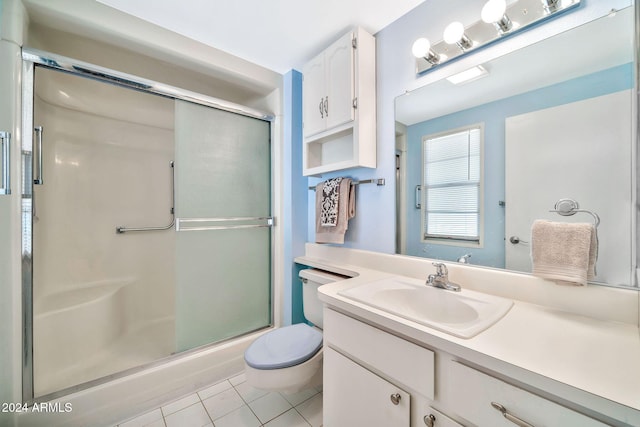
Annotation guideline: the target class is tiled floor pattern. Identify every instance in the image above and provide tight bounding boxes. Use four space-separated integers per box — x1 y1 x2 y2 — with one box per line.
116 373 323 427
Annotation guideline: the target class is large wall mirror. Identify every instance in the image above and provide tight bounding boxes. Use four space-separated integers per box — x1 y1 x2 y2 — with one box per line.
395 5 637 287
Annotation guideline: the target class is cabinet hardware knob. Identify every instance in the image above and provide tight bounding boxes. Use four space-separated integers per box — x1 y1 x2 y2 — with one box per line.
423 414 436 427
390 393 401 405
491 402 535 427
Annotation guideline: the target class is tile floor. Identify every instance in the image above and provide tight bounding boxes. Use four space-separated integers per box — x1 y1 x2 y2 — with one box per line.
115 372 323 427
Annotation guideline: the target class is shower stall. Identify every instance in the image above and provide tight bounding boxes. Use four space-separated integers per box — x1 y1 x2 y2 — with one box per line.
20 50 274 401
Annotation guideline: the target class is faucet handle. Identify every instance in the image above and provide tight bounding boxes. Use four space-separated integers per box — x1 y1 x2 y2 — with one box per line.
432 262 448 276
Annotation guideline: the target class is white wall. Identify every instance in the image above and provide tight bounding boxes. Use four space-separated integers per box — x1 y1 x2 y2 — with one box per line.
337 0 634 255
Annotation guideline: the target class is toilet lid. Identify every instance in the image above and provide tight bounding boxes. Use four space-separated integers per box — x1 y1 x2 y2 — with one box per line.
244 323 322 370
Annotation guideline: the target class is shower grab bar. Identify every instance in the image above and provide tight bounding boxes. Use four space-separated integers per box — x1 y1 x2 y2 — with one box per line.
33 126 43 185
0 131 10 195
116 161 175 234
176 217 274 232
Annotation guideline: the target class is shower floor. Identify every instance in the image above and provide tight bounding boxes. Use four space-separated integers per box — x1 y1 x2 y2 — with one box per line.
36 316 175 397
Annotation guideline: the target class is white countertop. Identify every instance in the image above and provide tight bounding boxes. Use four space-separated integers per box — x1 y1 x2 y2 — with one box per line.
295 247 640 426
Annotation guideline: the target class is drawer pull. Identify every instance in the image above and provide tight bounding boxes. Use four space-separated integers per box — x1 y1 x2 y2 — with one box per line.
423 414 436 427
390 393 402 405
491 402 535 427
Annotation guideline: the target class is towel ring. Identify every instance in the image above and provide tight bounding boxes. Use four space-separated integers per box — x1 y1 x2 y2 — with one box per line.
549 198 600 228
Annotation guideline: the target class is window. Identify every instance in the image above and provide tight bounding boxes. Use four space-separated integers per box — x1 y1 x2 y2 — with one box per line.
422 125 482 243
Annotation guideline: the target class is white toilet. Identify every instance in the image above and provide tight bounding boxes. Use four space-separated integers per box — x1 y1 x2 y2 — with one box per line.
244 268 344 393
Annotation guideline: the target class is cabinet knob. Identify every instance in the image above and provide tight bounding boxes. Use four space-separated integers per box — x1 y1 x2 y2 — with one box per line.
390 393 402 405
423 414 436 427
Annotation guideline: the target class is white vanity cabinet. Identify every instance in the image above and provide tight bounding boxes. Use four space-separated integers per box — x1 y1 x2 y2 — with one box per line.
302 27 376 176
324 308 438 426
324 347 410 426
323 307 612 427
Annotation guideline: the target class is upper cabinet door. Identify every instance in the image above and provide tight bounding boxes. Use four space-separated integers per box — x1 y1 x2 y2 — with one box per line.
302 27 376 176
302 52 326 138
302 31 355 138
325 31 355 130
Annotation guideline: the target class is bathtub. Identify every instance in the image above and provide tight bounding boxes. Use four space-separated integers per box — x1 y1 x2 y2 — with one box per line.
33 278 174 398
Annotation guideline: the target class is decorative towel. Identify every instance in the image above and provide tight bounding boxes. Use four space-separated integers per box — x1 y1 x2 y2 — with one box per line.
315 178 355 244
530 220 598 286
320 177 342 227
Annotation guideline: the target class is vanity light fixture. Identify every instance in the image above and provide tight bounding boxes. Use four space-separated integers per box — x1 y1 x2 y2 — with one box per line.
443 21 473 50
446 65 489 85
481 0 513 33
412 38 440 65
413 0 581 75
541 0 560 13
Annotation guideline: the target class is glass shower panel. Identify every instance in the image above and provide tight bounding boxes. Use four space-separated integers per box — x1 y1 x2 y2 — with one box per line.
175 100 272 352
31 67 176 397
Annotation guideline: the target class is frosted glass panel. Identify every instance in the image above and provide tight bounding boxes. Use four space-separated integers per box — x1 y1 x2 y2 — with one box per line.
175 100 272 351
176 228 271 351
175 101 271 218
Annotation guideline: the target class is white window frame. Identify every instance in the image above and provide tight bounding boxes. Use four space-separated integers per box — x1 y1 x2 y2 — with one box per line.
420 123 484 248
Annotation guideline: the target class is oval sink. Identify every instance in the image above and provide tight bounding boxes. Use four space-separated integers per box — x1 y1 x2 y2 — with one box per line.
338 276 513 338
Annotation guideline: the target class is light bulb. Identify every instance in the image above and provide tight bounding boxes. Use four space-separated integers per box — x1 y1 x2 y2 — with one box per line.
443 22 465 44
481 0 507 23
412 38 431 58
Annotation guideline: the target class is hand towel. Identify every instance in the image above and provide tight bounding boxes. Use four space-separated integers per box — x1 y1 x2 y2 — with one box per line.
530 220 598 286
315 178 355 244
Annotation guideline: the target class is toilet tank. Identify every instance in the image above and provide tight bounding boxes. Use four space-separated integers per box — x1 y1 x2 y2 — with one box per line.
299 268 346 329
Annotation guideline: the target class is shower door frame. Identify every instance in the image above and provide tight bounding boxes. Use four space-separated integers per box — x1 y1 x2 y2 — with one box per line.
20 48 277 404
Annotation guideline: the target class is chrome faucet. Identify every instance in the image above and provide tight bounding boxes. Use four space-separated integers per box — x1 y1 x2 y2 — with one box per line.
426 262 461 292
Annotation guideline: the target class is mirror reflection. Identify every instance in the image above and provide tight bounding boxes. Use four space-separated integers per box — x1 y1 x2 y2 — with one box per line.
395 7 636 287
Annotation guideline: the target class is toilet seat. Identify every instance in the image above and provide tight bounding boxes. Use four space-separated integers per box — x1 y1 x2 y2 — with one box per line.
245 323 322 370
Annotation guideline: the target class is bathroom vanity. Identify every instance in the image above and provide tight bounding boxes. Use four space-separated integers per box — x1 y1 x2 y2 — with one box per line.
296 244 640 427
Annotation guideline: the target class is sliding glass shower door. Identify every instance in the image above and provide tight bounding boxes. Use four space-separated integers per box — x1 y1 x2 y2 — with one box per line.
24 57 273 400
174 100 272 351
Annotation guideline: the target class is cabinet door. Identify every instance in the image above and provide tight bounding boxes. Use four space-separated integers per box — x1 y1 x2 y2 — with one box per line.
302 51 326 137
325 31 355 130
324 347 410 427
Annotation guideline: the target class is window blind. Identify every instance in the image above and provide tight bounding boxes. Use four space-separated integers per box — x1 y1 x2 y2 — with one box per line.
423 127 481 241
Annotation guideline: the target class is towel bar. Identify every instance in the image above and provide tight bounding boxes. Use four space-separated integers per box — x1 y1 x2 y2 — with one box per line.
549 198 600 228
308 178 385 190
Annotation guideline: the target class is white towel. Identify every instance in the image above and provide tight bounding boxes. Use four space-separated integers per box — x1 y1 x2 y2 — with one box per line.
530 220 598 286
315 178 355 244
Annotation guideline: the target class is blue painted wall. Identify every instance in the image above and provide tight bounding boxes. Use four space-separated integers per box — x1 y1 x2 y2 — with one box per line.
405 63 633 266
283 69 308 325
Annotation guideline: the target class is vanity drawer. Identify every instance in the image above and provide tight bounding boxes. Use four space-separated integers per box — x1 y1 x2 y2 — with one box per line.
323 308 435 399
448 362 608 427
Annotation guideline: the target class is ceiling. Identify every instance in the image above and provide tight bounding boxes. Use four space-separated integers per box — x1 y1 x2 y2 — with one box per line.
96 0 427 74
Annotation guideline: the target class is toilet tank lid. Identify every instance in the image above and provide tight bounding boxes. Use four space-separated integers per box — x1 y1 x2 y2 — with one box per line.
299 268 347 284
244 324 322 370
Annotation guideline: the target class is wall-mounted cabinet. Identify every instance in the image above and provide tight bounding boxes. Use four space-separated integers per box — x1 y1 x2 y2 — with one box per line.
302 27 376 176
